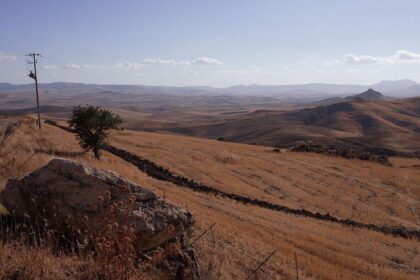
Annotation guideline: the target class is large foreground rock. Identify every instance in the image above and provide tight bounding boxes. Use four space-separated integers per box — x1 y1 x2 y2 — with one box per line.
0 158 194 253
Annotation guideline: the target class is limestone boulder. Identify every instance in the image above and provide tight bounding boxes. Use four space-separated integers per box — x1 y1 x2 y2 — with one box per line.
0 158 194 252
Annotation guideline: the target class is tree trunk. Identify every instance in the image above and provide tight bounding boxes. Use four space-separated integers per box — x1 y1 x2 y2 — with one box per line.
93 148 101 159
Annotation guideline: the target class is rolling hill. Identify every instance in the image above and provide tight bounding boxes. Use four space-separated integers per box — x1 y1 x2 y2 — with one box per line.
168 96 420 155
1 82 419 147
0 118 419 279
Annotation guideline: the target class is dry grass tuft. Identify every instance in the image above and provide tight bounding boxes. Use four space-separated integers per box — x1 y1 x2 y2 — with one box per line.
80 191 138 280
215 151 241 164
0 192 143 280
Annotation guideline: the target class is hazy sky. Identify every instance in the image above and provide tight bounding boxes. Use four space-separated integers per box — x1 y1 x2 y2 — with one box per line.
1 0 419 86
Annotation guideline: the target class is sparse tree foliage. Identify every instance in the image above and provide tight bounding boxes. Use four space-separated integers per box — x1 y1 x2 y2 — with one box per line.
69 105 122 159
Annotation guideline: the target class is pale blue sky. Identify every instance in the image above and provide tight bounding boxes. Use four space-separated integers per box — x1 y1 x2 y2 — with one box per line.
1 0 419 86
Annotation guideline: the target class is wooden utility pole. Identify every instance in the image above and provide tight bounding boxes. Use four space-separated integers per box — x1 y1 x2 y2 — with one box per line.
27 53 42 129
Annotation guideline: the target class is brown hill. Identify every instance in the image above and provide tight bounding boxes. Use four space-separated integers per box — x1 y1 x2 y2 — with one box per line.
1 119 419 279
169 97 420 155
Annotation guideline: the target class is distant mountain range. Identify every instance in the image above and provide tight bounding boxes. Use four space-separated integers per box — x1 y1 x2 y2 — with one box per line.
0 79 419 103
225 79 419 97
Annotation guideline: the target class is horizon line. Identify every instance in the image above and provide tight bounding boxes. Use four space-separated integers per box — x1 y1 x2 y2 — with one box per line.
0 79 418 89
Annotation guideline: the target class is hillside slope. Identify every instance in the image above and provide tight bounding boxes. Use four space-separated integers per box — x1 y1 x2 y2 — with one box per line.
170 97 420 154
1 119 419 279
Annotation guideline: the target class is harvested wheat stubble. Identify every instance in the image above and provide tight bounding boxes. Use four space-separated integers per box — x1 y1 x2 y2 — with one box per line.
103 145 420 240
45 119 420 240
2 117 418 280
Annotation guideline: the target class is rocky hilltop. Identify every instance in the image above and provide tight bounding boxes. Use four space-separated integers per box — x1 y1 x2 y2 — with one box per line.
346 88 384 101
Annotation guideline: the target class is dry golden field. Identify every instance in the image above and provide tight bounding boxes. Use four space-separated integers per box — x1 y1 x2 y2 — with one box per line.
0 118 419 279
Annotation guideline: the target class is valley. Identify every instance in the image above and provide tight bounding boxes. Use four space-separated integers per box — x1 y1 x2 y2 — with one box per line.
168 95 420 155
0 81 419 279
1 82 419 156
2 2 420 279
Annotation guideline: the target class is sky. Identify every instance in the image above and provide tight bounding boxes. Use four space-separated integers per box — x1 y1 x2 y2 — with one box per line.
0 0 420 87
